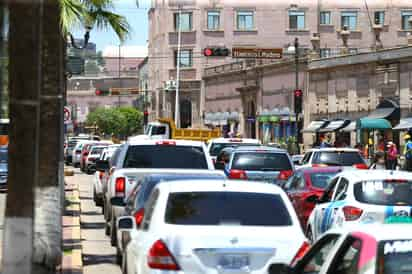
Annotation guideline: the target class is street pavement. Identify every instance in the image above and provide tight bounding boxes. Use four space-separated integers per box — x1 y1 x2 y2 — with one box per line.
75 171 121 274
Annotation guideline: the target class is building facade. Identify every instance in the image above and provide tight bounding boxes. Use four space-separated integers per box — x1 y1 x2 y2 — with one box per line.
148 0 412 128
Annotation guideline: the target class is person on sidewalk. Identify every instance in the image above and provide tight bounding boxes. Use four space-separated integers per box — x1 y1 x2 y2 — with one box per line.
386 141 398 170
369 152 386 170
403 134 412 171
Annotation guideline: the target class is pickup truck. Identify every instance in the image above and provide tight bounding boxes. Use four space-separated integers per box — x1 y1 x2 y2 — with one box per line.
140 118 221 142
96 139 214 246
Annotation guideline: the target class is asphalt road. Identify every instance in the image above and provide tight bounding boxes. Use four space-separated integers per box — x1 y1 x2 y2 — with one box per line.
76 170 121 274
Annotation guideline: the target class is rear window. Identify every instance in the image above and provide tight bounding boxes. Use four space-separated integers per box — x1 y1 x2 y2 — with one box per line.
165 192 292 226
310 172 339 189
151 126 166 135
379 239 412 274
354 181 412 206
231 152 292 171
209 142 259 156
312 151 364 166
124 145 208 169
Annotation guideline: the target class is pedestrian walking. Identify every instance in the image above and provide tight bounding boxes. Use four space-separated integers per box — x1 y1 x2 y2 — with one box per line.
386 141 398 170
403 134 412 171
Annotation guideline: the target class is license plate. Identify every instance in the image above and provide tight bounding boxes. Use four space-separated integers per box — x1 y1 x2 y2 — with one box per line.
218 254 249 270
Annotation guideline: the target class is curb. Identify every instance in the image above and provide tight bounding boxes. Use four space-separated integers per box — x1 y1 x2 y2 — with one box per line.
61 182 83 274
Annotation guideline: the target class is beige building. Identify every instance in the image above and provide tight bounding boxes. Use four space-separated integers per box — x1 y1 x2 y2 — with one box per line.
148 0 412 129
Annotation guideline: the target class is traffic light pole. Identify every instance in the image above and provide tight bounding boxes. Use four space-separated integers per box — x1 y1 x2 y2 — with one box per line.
294 37 301 153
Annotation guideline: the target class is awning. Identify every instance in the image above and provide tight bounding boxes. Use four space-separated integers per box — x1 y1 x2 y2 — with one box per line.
357 118 392 130
367 108 396 119
394 118 412 130
340 121 356 132
302 120 328 133
319 120 350 132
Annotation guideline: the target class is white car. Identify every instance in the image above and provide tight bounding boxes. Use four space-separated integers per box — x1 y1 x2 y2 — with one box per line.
299 148 367 169
307 170 412 241
85 145 108 174
93 144 124 207
121 180 307 274
269 224 412 274
104 139 214 246
207 138 261 162
71 140 94 168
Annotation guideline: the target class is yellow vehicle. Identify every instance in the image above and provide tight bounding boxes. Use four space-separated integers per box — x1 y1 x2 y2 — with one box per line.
144 118 221 142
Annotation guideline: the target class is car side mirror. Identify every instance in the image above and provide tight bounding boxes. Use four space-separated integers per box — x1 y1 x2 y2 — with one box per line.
110 197 126 207
305 195 319 204
214 161 225 170
96 159 109 171
268 263 293 274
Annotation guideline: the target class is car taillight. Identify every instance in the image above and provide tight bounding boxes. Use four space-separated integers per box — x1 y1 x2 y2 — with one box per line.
343 206 363 221
353 163 368 169
115 177 126 196
99 171 104 180
147 240 180 270
156 140 176 146
278 170 293 180
291 241 310 266
134 208 144 227
229 169 247 179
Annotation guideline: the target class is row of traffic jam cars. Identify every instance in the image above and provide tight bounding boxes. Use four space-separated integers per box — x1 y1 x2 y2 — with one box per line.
91 137 412 274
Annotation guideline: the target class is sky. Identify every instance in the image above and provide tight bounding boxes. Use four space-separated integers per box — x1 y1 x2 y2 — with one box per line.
73 0 151 53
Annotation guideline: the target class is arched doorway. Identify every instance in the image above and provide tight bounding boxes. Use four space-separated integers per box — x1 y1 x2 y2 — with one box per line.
180 99 192 128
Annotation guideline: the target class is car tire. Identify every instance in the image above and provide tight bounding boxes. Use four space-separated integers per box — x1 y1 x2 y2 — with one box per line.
110 216 117 246
116 247 122 265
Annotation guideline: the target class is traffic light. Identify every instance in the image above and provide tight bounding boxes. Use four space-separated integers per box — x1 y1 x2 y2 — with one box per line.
143 110 149 126
294 89 303 114
203 47 230 57
95 89 109 96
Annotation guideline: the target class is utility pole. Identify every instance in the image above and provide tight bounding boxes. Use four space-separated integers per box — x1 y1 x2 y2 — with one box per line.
118 44 121 107
174 5 182 127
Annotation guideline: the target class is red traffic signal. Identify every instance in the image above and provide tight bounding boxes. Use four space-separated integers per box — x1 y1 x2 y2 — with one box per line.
95 89 109 96
294 89 302 97
294 89 303 114
95 89 102 96
203 47 230 57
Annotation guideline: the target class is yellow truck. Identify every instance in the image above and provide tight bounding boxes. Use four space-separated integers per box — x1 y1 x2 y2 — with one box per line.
144 118 221 142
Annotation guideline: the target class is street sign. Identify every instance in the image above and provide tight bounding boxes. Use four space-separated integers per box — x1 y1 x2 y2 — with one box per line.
232 48 283 59
64 106 71 124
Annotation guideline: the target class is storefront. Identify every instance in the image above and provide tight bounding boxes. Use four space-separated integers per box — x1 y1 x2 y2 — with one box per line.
258 108 296 145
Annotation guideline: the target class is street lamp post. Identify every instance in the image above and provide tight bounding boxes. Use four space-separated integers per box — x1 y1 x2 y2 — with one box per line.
288 37 301 152
174 6 182 127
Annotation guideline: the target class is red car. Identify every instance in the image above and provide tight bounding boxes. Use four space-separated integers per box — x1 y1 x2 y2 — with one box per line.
283 167 342 228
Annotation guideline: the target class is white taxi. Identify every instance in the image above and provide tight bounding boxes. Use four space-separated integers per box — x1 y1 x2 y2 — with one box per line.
269 224 412 274
207 138 261 162
307 170 412 241
299 147 367 169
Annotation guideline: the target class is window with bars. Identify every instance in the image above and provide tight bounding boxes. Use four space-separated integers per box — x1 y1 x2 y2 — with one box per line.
320 11 331 25
289 10 305 30
207 11 220 30
341 11 357 30
174 12 192 31
236 10 254 30
401 11 412 30
374 11 385 25
174 49 193 68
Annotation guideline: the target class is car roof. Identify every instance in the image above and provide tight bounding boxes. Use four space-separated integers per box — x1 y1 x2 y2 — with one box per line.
306 147 359 152
156 179 286 195
335 169 412 183
298 166 343 174
209 138 261 144
144 171 226 182
232 146 287 153
329 224 412 241
127 139 204 147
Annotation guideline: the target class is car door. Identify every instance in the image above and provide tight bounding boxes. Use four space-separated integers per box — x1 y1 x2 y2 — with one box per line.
312 177 341 239
325 235 363 274
327 178 350 229
287 172 306 223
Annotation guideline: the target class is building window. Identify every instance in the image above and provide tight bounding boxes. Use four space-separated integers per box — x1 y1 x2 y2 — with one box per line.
174 12 192 31
401 11 412 30
320 48 331 58
341 11 357 30
174 49 193 68
374 11 385 25
236 10 254 30
207 11 220 30
289 10 305 30
320 11 331 25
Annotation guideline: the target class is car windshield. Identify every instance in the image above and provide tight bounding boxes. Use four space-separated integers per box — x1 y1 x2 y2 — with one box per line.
380 239 412 274
165 192 292 226
231 152 292 171
310 172 339 189
209 142 260 156
124 145 208 169
354 181 412 206
312 151 364 166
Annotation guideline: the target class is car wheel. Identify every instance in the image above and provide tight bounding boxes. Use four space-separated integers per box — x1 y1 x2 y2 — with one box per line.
116 247 122 265
110 216 117 246
121 252 128 274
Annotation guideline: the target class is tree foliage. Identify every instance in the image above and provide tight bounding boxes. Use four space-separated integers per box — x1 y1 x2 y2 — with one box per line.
86 106 143 138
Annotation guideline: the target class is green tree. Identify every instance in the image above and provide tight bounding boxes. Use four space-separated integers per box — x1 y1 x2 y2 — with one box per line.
86 106 143 138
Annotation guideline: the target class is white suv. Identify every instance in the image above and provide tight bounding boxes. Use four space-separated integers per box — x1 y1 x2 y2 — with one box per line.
299 148 367 169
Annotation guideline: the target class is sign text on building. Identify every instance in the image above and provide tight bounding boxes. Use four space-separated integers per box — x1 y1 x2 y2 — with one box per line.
232 48 283 59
